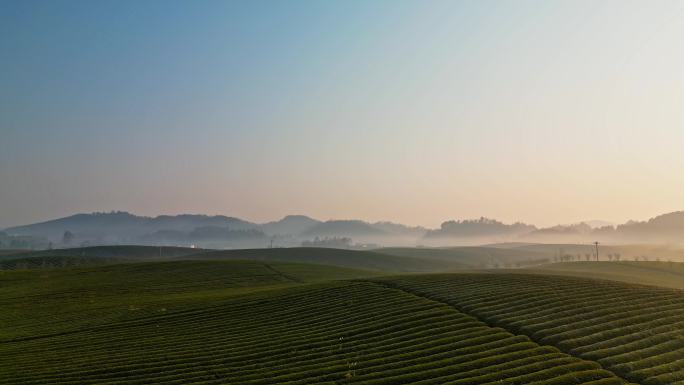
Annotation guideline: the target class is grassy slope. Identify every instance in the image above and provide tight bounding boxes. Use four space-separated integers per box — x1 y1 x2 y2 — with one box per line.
9 253 681 384
508 243 684 262
380 273 684 385
0 245 203 261
183 247 460 272
0 250 28 256
0 268 622 385
0 255 121 270
524 261 684 290
375 246 551 267
0 260 376 341
0 246 465 273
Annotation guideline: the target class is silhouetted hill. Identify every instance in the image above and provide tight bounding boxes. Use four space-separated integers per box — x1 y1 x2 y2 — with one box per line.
424 217 536 244
260 215 320 236
6 212 147 241
4 212 258 243
617 211 684 240
6 210 684 248
371 221 427 237
521 222 594 242
519 211 684 243
302 220 387 238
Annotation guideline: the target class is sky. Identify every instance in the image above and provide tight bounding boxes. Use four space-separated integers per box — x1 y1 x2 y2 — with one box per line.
2 0 684 229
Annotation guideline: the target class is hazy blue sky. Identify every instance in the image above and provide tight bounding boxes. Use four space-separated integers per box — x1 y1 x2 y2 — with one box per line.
2 0 684 228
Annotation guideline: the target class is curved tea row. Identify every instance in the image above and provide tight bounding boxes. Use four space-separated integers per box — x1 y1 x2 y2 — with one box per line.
380 273 684 385
0 279 621 384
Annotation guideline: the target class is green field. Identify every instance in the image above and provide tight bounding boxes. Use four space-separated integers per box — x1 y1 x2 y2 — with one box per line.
182 247 462 272
0 260 378 341
380 273 684 384
0 245 203 262
3 247 684 384
0 254 121 270
0 246 462 272
2 260 624 384
0 250 28 256
376 246 551 267
505 244 684 263
523 261 684 290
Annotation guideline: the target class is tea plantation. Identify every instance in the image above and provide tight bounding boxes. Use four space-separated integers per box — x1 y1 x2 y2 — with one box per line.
4 257 684 384
380 273 684 384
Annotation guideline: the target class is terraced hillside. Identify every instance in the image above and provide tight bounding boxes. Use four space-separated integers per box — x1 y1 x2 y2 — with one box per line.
0 261 627 384
0 260 374 341
380 273 684 385
1 279 622 384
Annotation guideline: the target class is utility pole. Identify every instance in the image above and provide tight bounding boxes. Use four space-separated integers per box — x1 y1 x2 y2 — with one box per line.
594 241 599 261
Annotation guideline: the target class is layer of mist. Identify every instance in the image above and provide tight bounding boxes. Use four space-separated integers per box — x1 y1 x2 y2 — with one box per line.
4 210 684 251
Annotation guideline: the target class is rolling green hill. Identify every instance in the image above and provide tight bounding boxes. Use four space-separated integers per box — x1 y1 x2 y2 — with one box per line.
0 254 120 270
6 254 684 384
506 243 684 263
0 246 465 273
183 247 460 272
0 250 28 256
1 264 623 384
379 273 684 385
524 261 684 290
375 246 551 267
0 260 375 341
0 245 203 262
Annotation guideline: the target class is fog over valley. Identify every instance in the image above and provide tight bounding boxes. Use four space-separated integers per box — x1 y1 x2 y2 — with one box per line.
5 210 684 252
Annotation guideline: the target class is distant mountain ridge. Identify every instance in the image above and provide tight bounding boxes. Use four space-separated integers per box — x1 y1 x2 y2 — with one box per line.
261 215 321 236
5 212 258 240
425 218 536 240
4 210 684 247
3 212 427 248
